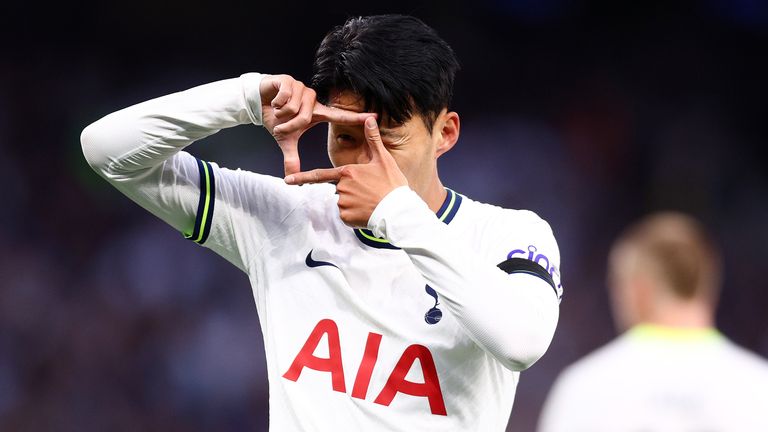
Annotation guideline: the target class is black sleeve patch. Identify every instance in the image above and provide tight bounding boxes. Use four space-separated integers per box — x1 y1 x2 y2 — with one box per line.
183 158 216 245
497 257 557 295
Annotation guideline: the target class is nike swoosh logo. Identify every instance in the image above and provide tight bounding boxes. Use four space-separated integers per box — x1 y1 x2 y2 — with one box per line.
306 249 339 269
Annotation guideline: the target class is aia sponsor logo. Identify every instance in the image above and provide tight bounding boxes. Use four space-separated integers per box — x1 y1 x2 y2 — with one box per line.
282 318 447 416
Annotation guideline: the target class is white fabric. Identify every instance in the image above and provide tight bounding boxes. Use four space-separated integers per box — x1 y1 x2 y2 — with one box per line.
81 73 562 431
539 327 768 432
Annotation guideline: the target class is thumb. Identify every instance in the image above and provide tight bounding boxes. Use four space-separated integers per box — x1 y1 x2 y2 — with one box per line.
364 116 388 162
280 139 301 176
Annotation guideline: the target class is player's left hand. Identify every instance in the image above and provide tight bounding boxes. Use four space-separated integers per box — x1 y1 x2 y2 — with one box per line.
285 116 408 228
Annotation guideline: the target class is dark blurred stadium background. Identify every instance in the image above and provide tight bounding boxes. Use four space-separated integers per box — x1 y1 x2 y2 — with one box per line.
1 0 767 430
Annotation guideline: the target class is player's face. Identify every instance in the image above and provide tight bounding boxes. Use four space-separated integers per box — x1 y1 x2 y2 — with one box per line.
326 91 453 194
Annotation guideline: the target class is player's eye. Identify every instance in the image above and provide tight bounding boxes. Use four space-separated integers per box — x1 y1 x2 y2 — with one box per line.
336 134 357 146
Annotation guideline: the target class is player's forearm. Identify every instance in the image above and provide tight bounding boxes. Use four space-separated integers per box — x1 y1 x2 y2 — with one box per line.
369 187 559 371
81 73 264 178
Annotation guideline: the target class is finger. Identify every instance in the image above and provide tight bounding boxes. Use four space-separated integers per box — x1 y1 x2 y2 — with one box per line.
273 88 316 137
280 139 301 176
285 167 343 185
364 116 388 162
313 103 375 125
274 80 305 120
271 76 293 109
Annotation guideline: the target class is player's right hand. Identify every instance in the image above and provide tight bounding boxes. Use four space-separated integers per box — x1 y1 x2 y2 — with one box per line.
259 74 373 176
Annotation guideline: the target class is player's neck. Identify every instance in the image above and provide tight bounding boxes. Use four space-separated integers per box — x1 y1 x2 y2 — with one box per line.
643 301 715 329
418 177 449 214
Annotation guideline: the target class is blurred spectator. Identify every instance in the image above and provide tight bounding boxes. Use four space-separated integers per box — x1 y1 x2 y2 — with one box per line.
538 212 768 432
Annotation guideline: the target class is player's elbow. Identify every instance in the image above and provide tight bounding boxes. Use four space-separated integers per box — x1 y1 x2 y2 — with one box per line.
80 120 112 175
500 302 559 371
502 330 554 371
81 115 135 178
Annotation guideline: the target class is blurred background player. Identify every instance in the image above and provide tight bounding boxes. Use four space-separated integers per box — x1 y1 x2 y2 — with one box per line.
538 212 768 432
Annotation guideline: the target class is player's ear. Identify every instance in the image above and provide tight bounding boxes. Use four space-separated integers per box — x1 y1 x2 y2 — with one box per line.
434 110 459 158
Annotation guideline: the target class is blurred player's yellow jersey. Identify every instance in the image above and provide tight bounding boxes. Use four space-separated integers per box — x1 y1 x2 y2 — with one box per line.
539 325 768 432
81 73 563 431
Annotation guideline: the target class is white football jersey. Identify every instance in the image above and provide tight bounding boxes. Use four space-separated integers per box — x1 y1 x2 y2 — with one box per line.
539 325 768 432
81 73 563 431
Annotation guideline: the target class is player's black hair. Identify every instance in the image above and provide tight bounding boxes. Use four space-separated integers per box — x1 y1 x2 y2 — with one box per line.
311 14 460 130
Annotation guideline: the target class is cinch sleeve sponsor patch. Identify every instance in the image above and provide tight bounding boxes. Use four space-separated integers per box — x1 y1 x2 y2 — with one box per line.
497 257 557 296
183 158 216 245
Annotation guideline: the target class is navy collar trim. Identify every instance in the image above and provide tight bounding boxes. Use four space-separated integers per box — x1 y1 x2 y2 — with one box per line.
354 188 463 250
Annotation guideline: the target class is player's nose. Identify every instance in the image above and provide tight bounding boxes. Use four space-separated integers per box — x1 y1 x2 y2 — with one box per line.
357 145 373 164
356 146 373 164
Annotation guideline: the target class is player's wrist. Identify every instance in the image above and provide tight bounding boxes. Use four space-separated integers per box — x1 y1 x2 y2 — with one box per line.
240 72 265 126
368 186 432 240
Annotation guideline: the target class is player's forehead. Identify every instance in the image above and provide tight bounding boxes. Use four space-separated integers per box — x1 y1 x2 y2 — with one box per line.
327 89 421 136
328 90 365 112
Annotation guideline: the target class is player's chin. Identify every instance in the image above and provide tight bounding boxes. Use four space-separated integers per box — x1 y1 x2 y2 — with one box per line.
345 222 362 230
338 210 366 229
340 219 365 229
